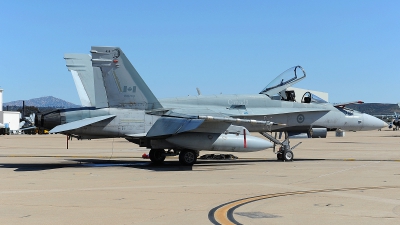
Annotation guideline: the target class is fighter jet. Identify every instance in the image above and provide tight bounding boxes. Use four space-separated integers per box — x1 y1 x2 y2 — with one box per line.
37 48 274 165
371 103 400 130
36 46 386 165
391 110 400 130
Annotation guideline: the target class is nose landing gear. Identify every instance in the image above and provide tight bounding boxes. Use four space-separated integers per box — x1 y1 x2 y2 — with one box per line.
260 132 301 162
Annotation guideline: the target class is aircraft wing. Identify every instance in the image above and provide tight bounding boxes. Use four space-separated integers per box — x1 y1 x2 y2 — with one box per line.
49 115 116 133
333 101 364 108
146 117 206 137
145 108 281 138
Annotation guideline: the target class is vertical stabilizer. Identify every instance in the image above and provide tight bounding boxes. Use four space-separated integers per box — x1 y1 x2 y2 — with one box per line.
93 66 108 108
70 69 91 106
91 46 163 110
64 54 108 108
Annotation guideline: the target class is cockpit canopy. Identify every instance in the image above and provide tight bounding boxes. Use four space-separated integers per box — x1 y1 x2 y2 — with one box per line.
261 66 328 104
301 92 328 104
259 65 306 96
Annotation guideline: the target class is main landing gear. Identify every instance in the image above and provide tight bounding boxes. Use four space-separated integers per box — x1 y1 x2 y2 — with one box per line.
148 149 198 165
149 149 166 164
179 150 198 166
260 132 301 162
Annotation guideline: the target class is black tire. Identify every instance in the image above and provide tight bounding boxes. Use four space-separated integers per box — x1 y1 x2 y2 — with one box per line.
283 150 294 161
179 150 197 165
149 149 166 164
277 152 283 161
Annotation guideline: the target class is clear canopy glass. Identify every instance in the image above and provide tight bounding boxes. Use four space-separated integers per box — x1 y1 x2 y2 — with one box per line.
260 66 306 96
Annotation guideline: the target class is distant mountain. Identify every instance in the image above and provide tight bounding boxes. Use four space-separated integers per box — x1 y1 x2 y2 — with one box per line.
3 96 79 108
346 103 400 115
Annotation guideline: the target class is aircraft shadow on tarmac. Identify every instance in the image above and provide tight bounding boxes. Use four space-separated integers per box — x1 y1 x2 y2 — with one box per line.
0 158 326 172
0 159 194 172
380 135 400 138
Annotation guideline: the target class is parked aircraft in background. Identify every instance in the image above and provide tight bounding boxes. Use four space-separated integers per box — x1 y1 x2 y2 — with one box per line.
36 47 386 165
372 103 400 130
391 111 399 130
18 113 37 134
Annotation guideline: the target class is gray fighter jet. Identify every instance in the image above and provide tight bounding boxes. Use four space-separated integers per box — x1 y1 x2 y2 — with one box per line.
36 46 386 165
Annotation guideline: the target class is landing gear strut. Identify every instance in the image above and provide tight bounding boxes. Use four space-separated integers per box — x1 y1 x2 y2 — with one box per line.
260 132 301 162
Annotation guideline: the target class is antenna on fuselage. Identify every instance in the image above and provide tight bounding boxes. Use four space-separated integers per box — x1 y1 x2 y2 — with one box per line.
196 87 201 96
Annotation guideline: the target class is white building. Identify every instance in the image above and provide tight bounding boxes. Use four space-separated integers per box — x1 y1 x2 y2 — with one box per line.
0 89 21 131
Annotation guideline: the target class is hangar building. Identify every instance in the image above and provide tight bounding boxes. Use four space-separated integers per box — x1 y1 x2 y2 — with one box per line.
0 89 21 131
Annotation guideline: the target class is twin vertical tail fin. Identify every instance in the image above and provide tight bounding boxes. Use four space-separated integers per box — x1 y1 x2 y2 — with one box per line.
91 46 163 110
64 54 94 107
64 54 108 108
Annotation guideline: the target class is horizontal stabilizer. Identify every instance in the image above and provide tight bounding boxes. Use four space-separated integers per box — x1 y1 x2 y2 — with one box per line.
49 115 116 133
146 117 204 138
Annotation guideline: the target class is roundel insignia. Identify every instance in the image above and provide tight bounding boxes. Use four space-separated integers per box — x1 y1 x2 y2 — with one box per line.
297 114 305 123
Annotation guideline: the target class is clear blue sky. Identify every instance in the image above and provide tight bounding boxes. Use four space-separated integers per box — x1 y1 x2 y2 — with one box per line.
1 0 399 105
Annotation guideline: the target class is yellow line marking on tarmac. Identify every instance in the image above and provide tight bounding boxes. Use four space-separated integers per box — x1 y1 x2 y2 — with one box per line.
211 186 400 225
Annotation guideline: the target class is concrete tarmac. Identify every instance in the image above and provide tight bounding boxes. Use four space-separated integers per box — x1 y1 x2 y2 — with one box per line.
0 129 399 224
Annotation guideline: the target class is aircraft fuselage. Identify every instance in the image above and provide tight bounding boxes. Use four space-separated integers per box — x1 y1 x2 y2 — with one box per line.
38 94 386 140
160 94 386 132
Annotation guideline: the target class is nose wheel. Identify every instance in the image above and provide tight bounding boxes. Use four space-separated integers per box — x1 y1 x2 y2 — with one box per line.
277 146 294 161
260 132 300 162
277 152 283 160
283 150 293 161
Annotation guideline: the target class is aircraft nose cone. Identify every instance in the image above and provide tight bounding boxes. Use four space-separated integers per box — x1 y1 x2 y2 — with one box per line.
362 114 387 131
